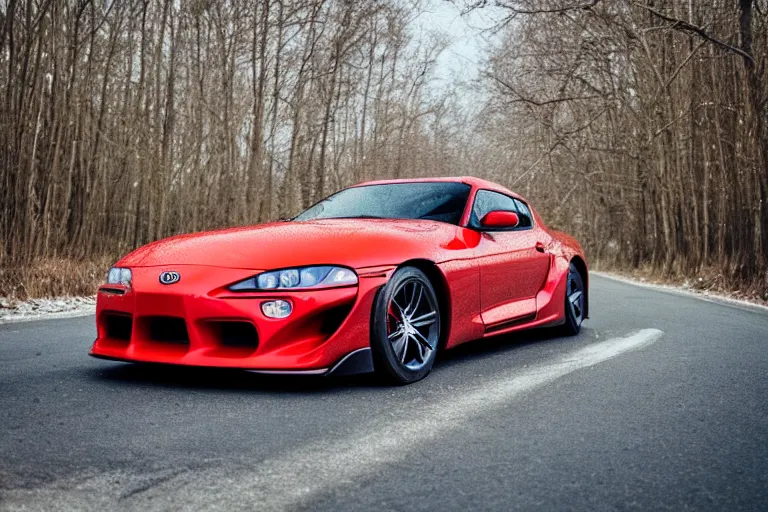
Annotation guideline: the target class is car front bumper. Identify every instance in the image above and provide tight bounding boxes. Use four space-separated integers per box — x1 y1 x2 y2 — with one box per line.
90 265 391 373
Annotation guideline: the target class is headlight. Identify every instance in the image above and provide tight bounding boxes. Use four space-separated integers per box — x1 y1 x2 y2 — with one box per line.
106 267 132 287
229 266 357 291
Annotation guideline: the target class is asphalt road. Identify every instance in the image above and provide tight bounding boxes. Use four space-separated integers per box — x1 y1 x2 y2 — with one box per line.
1 275 767 511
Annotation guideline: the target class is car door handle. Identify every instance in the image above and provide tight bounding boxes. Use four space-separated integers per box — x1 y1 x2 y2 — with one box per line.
535 242 546 253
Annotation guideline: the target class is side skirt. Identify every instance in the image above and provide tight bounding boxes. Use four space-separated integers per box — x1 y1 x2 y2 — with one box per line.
483 313 537 334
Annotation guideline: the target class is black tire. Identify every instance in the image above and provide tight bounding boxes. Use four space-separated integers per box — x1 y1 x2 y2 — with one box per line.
560 262 586 336
371 266 441 385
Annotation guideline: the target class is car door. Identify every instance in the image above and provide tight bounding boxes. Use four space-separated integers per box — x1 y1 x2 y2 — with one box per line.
469 190 551 328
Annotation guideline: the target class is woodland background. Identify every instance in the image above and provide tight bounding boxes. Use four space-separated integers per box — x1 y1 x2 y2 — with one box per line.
0 0 766 299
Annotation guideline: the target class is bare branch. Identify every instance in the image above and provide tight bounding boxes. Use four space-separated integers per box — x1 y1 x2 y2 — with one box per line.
495 0 601 15
634 1 755 65
488 73 604 106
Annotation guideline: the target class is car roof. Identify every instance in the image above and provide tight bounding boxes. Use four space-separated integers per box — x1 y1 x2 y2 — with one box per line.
352 176 524 200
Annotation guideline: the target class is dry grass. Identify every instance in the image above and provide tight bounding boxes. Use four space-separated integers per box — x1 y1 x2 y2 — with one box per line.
0 257 115 300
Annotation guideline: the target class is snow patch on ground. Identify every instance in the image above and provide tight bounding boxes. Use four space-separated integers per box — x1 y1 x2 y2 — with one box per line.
592 271 768 313
0 296 96 324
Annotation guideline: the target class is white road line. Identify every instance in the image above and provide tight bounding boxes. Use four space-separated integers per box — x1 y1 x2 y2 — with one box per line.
2 329 663 512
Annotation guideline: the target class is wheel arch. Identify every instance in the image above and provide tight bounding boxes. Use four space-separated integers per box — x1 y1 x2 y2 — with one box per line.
569 255 589 319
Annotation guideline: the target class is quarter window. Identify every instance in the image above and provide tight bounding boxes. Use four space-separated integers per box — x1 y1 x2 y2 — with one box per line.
470 190 533 230
513 199 533 228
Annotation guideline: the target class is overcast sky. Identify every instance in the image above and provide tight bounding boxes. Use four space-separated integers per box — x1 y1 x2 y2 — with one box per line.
414 1 502 87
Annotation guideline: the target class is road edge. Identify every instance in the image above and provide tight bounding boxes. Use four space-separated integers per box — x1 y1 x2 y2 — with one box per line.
592 271 768 314
0 304 96 325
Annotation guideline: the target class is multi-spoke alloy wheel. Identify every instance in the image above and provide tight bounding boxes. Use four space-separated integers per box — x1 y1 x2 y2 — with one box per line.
561 262 585 335
371 266 441 384
387 279 439 371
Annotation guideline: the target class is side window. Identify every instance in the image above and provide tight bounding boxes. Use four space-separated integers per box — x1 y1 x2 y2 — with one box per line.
470 190 519 228
513 199 533 228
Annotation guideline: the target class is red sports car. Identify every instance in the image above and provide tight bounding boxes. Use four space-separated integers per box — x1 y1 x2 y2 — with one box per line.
90 177 588 384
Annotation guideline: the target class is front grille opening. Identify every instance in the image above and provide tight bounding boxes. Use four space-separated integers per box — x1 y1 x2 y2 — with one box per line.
99 287 126 295
147 317 189 344
105 314 132 341
217 321 258 348
320 304 353 336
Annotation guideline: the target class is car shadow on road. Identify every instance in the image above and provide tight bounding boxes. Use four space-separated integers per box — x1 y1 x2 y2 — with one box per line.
87 362 380 393
436 326 584 369
88 327 591 393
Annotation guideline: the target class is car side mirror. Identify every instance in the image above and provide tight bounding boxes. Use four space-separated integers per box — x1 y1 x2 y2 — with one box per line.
480 210 519 229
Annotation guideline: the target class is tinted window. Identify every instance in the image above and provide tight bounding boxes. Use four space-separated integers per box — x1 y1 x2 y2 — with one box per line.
294 182 471 225
470 190 533 229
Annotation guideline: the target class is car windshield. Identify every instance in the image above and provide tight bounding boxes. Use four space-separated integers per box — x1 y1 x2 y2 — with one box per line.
293 182 471 225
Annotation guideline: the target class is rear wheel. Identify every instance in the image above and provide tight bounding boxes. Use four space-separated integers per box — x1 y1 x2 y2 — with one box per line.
371 267 441 384
561 262 585 336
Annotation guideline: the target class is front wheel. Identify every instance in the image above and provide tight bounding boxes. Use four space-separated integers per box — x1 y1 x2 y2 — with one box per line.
371 266 441 385
560 262 585 336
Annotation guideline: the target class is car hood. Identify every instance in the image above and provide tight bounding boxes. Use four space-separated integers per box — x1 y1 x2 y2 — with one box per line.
118 219 472 270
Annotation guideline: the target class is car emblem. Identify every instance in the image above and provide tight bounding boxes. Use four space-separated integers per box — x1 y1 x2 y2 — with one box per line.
159 271 181 285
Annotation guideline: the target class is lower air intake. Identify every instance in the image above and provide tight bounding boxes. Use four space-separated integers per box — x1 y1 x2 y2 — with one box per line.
105 313 132 341
217 321 259 348
147 317 190 344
